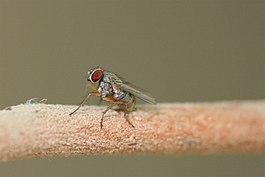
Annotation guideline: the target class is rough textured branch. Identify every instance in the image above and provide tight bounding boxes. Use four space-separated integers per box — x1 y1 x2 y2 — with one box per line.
0 101 265 161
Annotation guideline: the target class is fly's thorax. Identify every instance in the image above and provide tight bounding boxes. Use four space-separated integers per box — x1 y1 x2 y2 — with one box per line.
102 73 111 82
98 73 122 98
103 71 123 83
98 80 114 98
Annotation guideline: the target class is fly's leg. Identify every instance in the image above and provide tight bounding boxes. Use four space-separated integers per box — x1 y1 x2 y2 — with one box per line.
69 94 90 116
123 102 135 128
69 92 100 116
101 104 114 129
124 111 135 128
102 97 135 128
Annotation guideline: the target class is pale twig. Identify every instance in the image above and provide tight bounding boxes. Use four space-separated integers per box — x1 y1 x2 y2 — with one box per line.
0 101 265 161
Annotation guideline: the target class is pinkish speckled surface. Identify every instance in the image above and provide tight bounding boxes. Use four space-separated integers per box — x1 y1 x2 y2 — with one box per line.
0 101 265 161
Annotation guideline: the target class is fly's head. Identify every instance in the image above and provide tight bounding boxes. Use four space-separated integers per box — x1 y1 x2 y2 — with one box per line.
87 67 104 88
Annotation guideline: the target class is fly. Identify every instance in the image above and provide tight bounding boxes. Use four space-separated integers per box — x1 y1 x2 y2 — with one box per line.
69 66 156 128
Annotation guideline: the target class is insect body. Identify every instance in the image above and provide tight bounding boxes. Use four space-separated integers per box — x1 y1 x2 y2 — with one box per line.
69 67 156 128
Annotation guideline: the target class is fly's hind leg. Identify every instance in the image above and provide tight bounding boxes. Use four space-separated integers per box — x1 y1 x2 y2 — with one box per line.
102 97 135 129
100 107 135 129
124 111 135 128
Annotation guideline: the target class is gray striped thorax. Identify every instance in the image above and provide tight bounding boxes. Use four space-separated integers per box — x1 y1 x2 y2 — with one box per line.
98 72 131 103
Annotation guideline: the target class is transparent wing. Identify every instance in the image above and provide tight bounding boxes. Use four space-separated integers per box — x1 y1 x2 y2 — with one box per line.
118 82 156 104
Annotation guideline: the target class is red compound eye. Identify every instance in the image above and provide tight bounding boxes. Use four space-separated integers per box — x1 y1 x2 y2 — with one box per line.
91 69 104 82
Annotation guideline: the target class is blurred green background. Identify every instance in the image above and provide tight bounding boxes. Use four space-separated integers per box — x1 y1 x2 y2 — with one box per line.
0 0 264 176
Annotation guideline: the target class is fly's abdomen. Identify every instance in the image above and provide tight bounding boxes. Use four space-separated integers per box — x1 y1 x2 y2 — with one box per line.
113 89 131 103
115 90 136 112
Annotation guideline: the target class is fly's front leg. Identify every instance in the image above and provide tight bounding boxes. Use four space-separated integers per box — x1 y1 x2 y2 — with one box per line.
69 92 101 116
